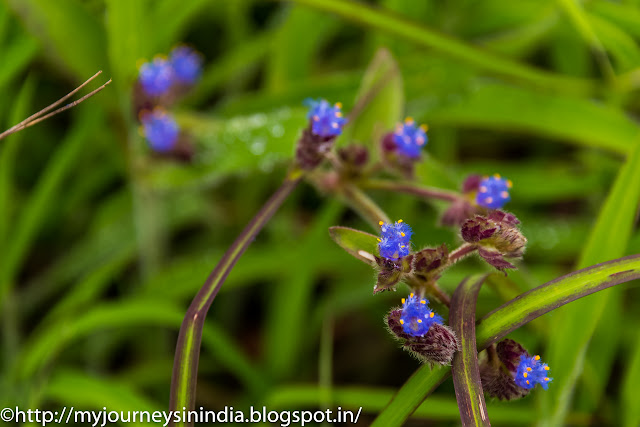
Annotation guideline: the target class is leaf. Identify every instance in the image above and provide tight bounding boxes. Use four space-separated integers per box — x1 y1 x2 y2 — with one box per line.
328 226 379 266
7 0 108 80
426 82 639 155
450 275 490 427
141 109 307 190
287 0 594 94
475 254 640 349
372 254 640 426
342 47 403 163
541 137 640 425
370 365 450 427
621 326 640 427
0 108 102 297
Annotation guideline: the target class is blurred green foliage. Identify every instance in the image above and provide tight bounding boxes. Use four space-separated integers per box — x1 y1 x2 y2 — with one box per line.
1 0 640 425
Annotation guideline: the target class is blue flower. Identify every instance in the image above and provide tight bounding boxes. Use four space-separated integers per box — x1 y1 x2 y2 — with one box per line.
169 46 203 85
476 174 512 209
392 117 428 158
305 99 347 138
377 219 412 260
515 354 552 390
140 109 179 152
138 56 175 97
399 293 443 337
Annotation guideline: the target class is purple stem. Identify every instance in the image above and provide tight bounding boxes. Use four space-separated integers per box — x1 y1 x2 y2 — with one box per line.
361 179 461 203
169 174 300 424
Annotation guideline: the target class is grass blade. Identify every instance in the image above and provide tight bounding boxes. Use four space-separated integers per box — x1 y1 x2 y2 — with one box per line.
286 0 595 94
541 137 640 425
450 275 491 427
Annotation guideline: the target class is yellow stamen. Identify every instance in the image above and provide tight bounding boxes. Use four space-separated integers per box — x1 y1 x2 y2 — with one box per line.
401 298 406 304
534 355 540 361
400 245 405 248
404 117 414 124
335 102 342 108
544 366 550 371
400 232 405 237
377 238 381 242
420 124 428 132
526 367 532 372
507 180 513 188
494 173 501 179
379 221 384 226
545 377 550 381
417 319 422 323
398 219 403 223
410 293 414 297
430 312 434 318
523 372 528 378
399 319 404 325
335 112 343 118
420 300 426 304
526 380 530 385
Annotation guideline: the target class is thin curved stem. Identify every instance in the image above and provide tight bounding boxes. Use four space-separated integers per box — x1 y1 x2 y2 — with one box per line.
169 171 301 425
341 182 391 229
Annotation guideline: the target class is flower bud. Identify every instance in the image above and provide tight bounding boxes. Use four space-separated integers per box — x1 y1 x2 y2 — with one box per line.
337 144 369 176
461 211 526 272
295 99 346 170
480 339 552 400
386 307 459 365
412 244 449 283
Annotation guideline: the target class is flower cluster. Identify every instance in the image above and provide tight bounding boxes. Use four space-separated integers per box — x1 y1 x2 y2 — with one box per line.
476 174 512 209
139 109 179 153
306 99 347 138
515 354 552 390
135 46 203 157
377 220 412 260
392 118 428 159
138 46 202 98
399 293 443 337
295 99 347 170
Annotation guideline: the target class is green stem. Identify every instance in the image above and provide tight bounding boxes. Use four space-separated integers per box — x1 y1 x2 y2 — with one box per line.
169 172 301 424
341 182 390 229
361 179 461 203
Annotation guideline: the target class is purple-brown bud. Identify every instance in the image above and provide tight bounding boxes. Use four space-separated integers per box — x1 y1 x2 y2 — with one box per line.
412 244 449 283
386 309 459 365
373 255 413 294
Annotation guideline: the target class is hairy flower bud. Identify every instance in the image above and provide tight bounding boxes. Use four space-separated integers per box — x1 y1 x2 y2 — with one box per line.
461 211 526 272
480 339 552 400
295 99 346 170
412 244 449 283
386 308 459 365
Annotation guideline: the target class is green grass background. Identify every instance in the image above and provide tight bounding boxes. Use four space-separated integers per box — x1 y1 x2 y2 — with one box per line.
1 0 640 425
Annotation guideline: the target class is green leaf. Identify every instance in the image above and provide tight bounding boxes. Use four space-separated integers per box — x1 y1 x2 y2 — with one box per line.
342 47 403 163
426 82 639 155
450 275 490 427
328 226 379 267
0 34 39 90
541 137 640 425
621 326 640 427
286 0 594 94
44 369 160 412
0 108 102 297
7 0 108 80
141 109 307 190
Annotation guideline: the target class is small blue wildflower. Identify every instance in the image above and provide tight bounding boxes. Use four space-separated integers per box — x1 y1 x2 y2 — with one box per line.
305 99 347 138
140 109 179 152
392 117 428 158
169 46 203 85
399 293 443 337
476 174 512 209
377 219 412 260
515 354 552 390
138 56 174 97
